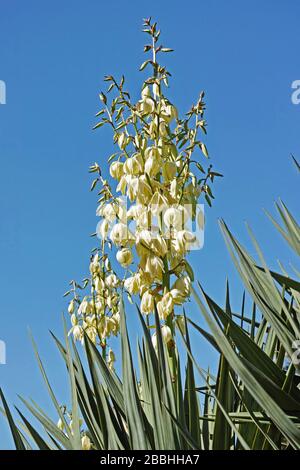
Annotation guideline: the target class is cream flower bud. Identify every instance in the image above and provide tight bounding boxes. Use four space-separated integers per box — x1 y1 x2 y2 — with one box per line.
170 178 178 199
176 315 186 335
71 314 77 326
140 290 154 315
141 85 151 99
174 230 197 253
101 203 117 223
159 121 169 137
95 299 104 314
173 275 191 296
164 207 185 230
81 435 92 451
125 175 139 201
105 273 118 288
145 156 162 176
110 222 129 246
136 176 152 204
151 325 172 350
94 276 105 293
124 275 139 295
118 132 128 150
89 253 100 275
78 298 91 315
149 120 157 139
170 288 185 305
143 254 164 280
162 161 177 182
124 156 143 176
68 299 75 315
116 175 127 195
161 325 172 343
108 348 116 370
108 348 115 363
98 219 110 240
73 325 83 341
140 97 155 115
116 247 133 268
157 292 174 320
109 161 124 180
149 191 168 216
153 82 160 98
162 104 178 123
151 234 168 257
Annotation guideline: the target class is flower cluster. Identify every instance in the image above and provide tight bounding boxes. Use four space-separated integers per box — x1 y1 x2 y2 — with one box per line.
66 18 221 363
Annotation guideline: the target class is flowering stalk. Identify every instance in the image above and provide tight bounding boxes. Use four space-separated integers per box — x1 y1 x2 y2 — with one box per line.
65 18 221 368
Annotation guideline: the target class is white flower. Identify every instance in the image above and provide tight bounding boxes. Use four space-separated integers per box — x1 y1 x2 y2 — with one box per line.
81 435 92 451
173 275 191 297
157 292 174 320
141 85 151 99
152 325 172 350
98 219 110 240
110 222 129 246
109 161 124 180
173 230 196 254
124 275 139 295
164 206 187 231
73 325 83 341
94 276 105 293
68 299 75 314
123 155 143 176
78 298 91 315
105 273 118 288
162 161 177 182
140 290 154 315
118 132 129 150
116 247 133 268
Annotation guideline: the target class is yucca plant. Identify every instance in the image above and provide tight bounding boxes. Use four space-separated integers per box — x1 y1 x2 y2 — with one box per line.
1 170 299 450
1 19 300 450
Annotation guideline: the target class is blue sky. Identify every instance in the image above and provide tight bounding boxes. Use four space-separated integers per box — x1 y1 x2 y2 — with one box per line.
0 0 299 449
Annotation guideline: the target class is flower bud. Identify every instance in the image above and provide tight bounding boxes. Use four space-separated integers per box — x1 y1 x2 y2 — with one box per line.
73 325 83 341
124 275 139 295
151 325 172 350
116 247 133 268
118 132 128 150
98 219 110 240
164 207 185 230
162 161 177 182
141 85 151 99
140 290 154 315
94 276 105 293
157 292 174 320
110 222 129 246
109 161 124 180
105 273 118 288
124 155 143 176
173 275 191 297
81 435 92 451
68 299 75 315
153 82 160 98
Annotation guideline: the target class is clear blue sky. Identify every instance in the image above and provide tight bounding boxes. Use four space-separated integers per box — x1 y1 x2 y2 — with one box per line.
0 0 299 449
